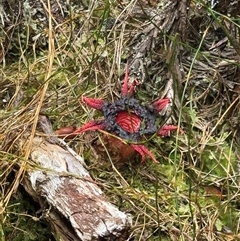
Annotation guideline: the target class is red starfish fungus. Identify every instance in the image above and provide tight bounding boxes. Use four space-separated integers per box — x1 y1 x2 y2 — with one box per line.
72 65 181 163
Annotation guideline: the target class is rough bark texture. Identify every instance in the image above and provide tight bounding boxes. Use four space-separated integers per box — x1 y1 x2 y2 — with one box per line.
128 0 187 83
23 136 131 241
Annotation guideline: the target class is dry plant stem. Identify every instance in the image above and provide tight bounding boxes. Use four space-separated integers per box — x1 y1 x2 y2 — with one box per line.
3 0 54 209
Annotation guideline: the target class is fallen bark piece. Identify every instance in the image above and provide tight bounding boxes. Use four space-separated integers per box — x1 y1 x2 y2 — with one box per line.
23 136 131 241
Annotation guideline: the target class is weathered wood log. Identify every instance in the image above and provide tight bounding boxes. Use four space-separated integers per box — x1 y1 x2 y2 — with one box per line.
22 133 131 241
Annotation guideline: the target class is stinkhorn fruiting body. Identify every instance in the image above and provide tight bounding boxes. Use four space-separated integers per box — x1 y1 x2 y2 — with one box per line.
72 65 182 163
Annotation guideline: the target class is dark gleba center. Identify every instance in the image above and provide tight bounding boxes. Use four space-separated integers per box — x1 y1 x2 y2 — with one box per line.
101 97 158 141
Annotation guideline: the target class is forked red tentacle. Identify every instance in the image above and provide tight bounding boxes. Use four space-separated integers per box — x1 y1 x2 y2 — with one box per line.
131 144 159 163
55 126 76 138
128 80 138 96
152 98 170 112
121 63 138 96
73 121 104 134
158 125 183 137
81 96 105 110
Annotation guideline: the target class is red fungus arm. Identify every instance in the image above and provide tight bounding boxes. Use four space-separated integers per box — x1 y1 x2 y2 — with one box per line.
128 80 138 96
152 98 170 112
131 144 158 163
121 63 138 96
74 121 105 134
158 125 183 137
81 96 105 110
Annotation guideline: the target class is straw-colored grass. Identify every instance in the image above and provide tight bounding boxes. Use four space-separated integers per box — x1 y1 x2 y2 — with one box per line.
1 0 240 240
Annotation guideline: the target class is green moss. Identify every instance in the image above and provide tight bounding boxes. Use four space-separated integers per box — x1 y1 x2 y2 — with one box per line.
3 189 54 241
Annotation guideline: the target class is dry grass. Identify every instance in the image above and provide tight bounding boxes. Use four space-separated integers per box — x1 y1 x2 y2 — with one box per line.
1 0 240 240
